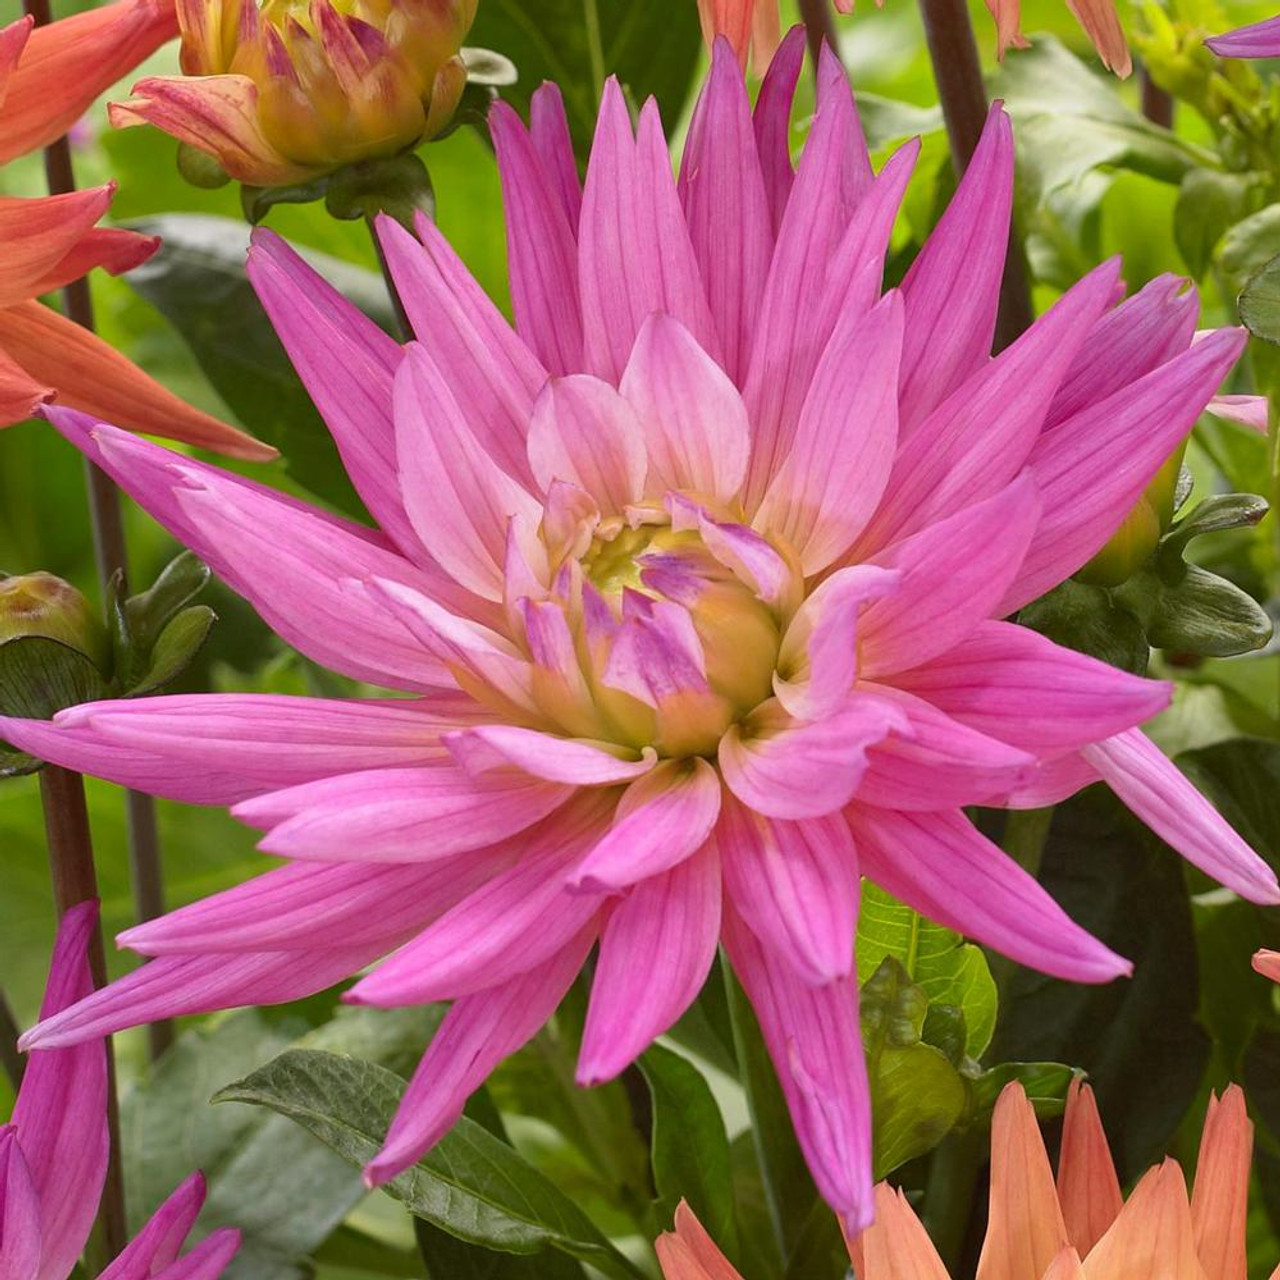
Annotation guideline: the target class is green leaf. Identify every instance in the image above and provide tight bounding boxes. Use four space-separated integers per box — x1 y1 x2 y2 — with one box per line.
1241 249 1280 344
1144 564 1272 657
121 213 396 516
856 883 998 1059
0 635 110 722
214 1049 646 1280
966 1062 1079 1119
1160 493 1270 556
124 551 211 651
469 0 703 160
129 605 217 697
639 1043 735 1255
1174 168 1253 279
414 1219 586 1279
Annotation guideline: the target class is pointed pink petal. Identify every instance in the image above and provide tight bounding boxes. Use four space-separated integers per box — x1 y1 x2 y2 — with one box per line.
719 697 905 820
98 1172 207 1279
148 1229 241 1280
679 39 773 381
0 1130 42 1280
852 805 1132 982
1254 950 1280 983
1208 13 1280 55
752 26 806 233
755 290 903 573
491 100 583 376
1207 393 1268 433
528 374 647 513
664 495 793 606
530 83 581 228
891 620 1171 753
1001 751 1103 810
722 904 873 1231
571 758 722 891
1083 729 1280 903
579 81 719 382
1002 327 1248 613
395 343 544 601
578 844 722 1083
445 724 656 784
858 474 1042 678
898 104 1013 434
364 928 594 1185
719 797 861 984
11 902 107 1280
377 213 546 486
620 314 750 501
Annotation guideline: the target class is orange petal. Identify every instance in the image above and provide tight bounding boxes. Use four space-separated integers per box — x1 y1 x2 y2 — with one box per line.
1062 0 1132 76
0 187 115 308
696 0 755 70
0 16 33 114
1082 1161 1207 1279
654 1202 743 1280
1253 950 1280 983
982 0 1025 59
847 1183 951 1279
108 73 313 187
1056 1081 1123 1257
0 343 53 426
977 1083 1071 1280
28 226 160 297
0 300 276 460
1043 1248 1086 1280
0 0 178 165
1190 1086 1251 1280
749 0 783 77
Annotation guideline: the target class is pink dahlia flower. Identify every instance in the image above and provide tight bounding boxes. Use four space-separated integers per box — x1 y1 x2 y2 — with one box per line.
4 34 1276 1232
3 902 240 1278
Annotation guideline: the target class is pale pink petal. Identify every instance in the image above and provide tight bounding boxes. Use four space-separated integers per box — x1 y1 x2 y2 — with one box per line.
1083 729 1280 903
579 81 719 382
719 797 861 984
490 100 583 376
1207 393 1268 433
722 905 873 1232
446 724 656 784
679 38 773 381
858 474 1041 678
520 597 600 736
364 928 595 1186
620 314 750 501
752 26 806 233
11 902 107 1280
377 213 546 486
891 620 1171 753
755 290 903 573
528 375 647 512
719 697 906 820
0 1130 42 1280
529 83 581 229
852 805 1132 982
773 566 901 722
1003 327 1248 613
232 765 571 861
898 104 1013 434
571 758 722 891
578 844 722 1083
665 495 793 606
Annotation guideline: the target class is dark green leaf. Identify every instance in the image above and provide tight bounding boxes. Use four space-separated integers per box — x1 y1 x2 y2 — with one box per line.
0 636 110 721
1160 493 1270 556
414 1219 585 1279
129 605 217 697
1145 564 1272 657
965 1062 1078 1119
1019 578 1150 675
124 551 211 651
214 1049 646 1280
640 1043 735 1254
1174 168 1253 279
1241 249 1280 344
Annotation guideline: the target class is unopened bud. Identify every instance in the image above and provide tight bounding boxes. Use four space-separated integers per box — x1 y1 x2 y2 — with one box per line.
0 573 109 671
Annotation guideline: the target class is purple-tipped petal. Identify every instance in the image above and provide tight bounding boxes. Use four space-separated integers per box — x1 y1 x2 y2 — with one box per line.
578 843 721 1083
1084 729 1280 904
853 805 1132 983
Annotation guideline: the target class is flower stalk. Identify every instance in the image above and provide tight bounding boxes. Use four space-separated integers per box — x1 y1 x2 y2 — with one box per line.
0 987 24 1091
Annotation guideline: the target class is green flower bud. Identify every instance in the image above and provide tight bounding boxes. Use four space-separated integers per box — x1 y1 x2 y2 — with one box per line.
0 573 109 671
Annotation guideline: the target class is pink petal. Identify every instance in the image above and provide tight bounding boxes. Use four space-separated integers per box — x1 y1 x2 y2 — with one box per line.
0 1130 42 1280
1207 393 1269 433
527 375 647 512
665 494 793 606
148 1229 241 1280
376 213 546 486
898 103 1013 434
755 290 903 573
1083 729 1280 903
364 928 594 1186
620 314 750 501
521 597 600 736
891 619 1171 752
445 724 656 784
679 38 773 381
98 1172 207 1279
12 902 108 1280
719 797 861 984
773 565 901 721
530 83 581 229
1208 13 1280 55
722 905 873 1232
490 100 583 375
571 758 722 890
246 229 422 560
859 474 1041 678
603 596 713 707
1001 751 1103 809
1003 326 1248 612
345 800 612 1004
233 765 572 862
752 26 806 233
579 81 719 382
578 844 722 1083
852 805 1132 982
719 697 905 820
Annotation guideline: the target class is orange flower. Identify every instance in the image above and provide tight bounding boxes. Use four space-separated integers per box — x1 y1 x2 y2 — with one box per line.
0 16 274 458
695 0 785 74
658 1081 1274 1280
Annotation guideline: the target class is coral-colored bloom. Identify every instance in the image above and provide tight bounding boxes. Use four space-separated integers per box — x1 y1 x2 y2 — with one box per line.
1256 949 1280 983
661 1082 1268 1279
3 902 240 1279
4 37 1275 1232
109 0 476 186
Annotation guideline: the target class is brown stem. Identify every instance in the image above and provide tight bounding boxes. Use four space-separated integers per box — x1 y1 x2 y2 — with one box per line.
798 0 838 64
366 215 413 342
917 0 1034 348
37 766 127 1265
1141 66 1174 128
21 0 172 1061
0 989 24 1093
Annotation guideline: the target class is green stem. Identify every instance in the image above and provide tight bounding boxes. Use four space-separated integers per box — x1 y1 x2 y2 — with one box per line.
0 989 24 1092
